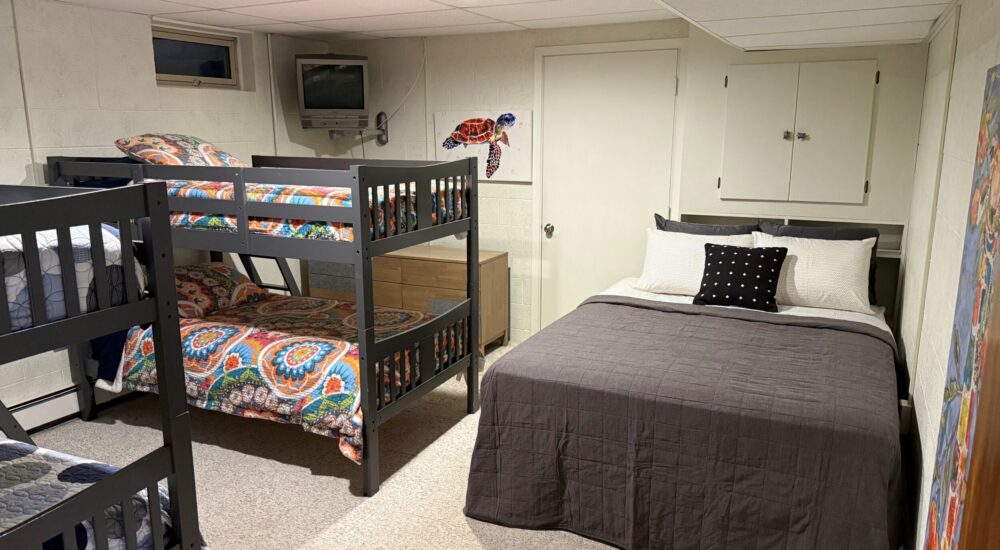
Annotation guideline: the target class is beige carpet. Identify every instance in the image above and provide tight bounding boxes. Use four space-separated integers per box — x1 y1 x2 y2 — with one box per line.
33 351 610 550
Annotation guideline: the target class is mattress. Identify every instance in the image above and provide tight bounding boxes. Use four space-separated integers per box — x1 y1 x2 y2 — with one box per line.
167 180 465 241
0 438 204 550
113 294 463 464
0 224 144 331
466 294 905 549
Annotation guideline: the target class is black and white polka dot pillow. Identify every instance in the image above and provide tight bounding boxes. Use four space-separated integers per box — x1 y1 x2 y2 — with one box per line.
693 244 788 312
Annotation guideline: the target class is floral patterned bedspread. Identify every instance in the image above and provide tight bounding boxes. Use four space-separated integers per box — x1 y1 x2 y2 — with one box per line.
118 295 436 463
166 180 465 241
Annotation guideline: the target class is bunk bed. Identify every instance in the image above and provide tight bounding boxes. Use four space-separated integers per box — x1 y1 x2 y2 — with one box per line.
0 182 201 549
46 154 480 496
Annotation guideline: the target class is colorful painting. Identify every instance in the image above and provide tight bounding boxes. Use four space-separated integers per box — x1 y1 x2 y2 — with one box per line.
924 64 1000 549
434 110 532 182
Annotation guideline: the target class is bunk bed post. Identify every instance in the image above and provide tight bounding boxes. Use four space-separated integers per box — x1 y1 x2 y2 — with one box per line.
353 169 380 496
141 182 202 549
466 158 480 413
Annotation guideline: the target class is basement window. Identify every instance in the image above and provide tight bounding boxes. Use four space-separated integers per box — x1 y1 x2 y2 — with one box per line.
152 28 239 88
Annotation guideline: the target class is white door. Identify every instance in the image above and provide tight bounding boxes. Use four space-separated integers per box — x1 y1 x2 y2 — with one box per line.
720 63 800 201
539 47 676 327
788 60 876 204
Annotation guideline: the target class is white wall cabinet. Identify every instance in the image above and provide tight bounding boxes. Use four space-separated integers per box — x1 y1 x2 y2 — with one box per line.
721 60 877 204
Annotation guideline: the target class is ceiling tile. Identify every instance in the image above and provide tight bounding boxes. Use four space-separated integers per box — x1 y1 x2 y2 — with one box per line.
311 9 492 32
704 5 948 37
59 0 194 15
662 0 949 22
732 20 933 49
166 10 281 26
516 9 676 29
228 0 447 22
468 0 664 21
167 0 288 8
368 22 522 37
433 0 548 6
236 21 324 33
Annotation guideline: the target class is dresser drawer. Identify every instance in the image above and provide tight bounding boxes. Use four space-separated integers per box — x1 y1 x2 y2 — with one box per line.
401 285 466 312
400 259 466 290
372 257 402 283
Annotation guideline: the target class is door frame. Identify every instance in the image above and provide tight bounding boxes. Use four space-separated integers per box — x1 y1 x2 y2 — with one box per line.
530 38 687 333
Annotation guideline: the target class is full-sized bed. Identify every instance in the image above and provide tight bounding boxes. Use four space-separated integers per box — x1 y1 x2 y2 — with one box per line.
466 278 905 549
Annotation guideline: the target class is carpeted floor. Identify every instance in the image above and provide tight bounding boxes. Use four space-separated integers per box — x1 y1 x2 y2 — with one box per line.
33 349 610 550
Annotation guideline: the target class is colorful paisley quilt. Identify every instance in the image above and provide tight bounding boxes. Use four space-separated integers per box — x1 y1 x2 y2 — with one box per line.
117 295 440 463
166 180 466 241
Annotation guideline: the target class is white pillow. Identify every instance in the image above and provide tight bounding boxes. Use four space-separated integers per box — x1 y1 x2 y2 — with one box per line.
635 229 753 296
752 231 875 314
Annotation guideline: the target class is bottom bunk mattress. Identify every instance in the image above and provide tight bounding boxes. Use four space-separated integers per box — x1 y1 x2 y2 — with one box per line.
0 439 203 550
465 295 905 550
115 294 461 463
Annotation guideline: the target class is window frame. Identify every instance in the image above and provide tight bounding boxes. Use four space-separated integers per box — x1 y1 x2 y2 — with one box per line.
152 27 240 88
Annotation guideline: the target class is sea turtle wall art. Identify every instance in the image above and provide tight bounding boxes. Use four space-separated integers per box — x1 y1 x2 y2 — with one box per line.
434 110 532 182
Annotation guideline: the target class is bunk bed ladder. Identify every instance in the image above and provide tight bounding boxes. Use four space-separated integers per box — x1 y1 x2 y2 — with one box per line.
207 252 302 296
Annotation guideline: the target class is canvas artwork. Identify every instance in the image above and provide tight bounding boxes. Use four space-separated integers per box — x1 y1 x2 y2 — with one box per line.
434 110 532 182
924 64 1000 550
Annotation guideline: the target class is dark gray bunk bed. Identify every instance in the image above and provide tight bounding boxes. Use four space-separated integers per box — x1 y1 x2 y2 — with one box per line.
46 155 480 496
0 182 200 549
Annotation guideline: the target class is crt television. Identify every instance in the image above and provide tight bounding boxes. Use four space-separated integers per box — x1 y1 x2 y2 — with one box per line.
296 54 369 128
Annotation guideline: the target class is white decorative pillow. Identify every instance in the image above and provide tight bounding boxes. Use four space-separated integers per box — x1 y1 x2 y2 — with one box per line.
752 231 875 314
635 229 753 296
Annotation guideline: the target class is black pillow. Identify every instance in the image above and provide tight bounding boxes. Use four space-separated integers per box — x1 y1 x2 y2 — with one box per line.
758 221 879 304
654 213 758 235
694 244 787 312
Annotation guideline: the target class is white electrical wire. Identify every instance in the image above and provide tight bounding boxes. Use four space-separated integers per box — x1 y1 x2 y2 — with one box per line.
378 39 427 128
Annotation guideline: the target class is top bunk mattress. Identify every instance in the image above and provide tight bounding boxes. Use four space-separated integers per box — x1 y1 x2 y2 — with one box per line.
167 179 465 241
0 225 143 331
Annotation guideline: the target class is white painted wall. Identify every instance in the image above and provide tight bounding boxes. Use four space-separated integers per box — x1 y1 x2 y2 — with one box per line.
325 20 691 343
897 14 957 376
907 0 1000 544
0 0 281 407
680 27 927 223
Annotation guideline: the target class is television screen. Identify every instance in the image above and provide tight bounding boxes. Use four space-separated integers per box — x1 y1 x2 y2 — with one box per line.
301 63 365 111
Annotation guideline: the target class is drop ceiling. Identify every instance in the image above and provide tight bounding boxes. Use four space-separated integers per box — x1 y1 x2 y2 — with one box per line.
58 0 678 40
656 0 953 50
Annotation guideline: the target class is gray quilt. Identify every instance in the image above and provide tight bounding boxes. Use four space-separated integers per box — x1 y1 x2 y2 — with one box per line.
465 296 904 550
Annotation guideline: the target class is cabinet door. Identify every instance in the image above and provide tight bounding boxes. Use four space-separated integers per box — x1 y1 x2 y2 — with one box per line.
789 60 877 204
720 63 799 201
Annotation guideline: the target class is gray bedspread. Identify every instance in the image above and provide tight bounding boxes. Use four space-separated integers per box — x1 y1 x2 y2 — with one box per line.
465 296 904 549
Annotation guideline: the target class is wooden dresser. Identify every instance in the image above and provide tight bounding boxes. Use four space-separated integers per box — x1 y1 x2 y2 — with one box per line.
305 245 509 354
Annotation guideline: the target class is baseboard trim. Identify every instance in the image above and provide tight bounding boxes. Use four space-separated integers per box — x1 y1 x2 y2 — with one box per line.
11 388 80 433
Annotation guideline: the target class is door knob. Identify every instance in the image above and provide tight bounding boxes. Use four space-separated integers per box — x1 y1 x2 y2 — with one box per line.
544 224 555 238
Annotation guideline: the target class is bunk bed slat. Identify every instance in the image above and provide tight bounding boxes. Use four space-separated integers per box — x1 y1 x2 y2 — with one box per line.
93 514 110 550
146 484 165 550
121 494 138 550
20 231 48 327
88 223 111 310
117 221 139 303
55 226 82 317
0 255 11 335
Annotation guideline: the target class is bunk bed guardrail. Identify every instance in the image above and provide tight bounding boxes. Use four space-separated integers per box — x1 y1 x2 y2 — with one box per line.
0 182 201 549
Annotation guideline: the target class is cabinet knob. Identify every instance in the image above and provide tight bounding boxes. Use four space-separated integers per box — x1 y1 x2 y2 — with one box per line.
783 130 793 141
796 131 810 141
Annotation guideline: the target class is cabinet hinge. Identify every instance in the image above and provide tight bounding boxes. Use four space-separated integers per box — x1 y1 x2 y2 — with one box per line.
724 75 728 88
875 71 880 85
864 180 870 193
717 177 722 189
